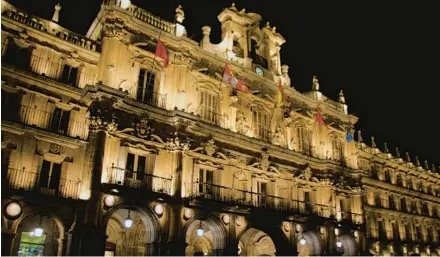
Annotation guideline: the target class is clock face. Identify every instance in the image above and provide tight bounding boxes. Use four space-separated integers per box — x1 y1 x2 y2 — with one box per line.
255 67 264 76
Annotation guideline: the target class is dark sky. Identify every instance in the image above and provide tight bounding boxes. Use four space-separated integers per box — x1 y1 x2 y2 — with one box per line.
8 0 440 167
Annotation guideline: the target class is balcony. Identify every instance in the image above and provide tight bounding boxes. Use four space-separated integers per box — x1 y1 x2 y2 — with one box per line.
6 167 82 200
2 52 96 88
187 182 362 222
137 91 167 109
2 105 89 140
104 166 172 195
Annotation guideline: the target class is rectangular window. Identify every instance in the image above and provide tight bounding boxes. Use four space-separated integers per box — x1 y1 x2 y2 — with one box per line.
392 223 399 240
378 220 386 239
1 90 20 122
61 65 78 86
396 174 402 186
18 232 46 257
375 193 382 207
137 69 155 104
305 191 312 212
401 198 407 212
253 110 269 140
416 226 422 242
200 91 218 124
258 181 268 206
50 108 70 135
125 153 148 181
388 195 395 210
405 224 411 240
198 169 213 194
296 127 310 154
38 160 61 190
3 41 31 70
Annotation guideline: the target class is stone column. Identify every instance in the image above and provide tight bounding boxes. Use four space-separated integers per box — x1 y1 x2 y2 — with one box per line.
169 150 186 256
79 130 108 256
57 238 65 256
224 214 237 256
1 232 16 256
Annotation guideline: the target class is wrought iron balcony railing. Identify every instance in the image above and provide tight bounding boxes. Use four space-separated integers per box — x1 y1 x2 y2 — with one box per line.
197 106 229 129
6 167 82 200
187 182 363 223
2 105 89 140
2 52 96 88
105 165 172 195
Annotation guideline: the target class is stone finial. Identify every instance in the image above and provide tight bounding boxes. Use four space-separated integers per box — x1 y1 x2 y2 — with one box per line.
52 3 61 23
281 65 289 74
415 156 421 167
395 147 400 158
230 2 237 11
405 152 411 162
281 65 291 88
357 129 363 143
339 90 346 104
371 136 376 148
201 26 211 46
383 142 389 153
175 5 185 23
432 164 437 173
424 160 429 170
239 8 246 14
265 21 270 28
312 75 320 91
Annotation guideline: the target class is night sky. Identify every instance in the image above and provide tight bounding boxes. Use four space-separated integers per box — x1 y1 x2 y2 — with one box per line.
7 0 440 167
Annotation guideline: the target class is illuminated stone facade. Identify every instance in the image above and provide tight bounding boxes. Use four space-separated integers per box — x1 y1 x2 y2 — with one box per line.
1 0 439 256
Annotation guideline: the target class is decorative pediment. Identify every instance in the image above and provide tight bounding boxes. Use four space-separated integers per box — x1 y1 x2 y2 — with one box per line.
196 159 223 169
87 98 118 132
193 138 218 156
249 150 272 172
295 166 320 183
120 140 158 154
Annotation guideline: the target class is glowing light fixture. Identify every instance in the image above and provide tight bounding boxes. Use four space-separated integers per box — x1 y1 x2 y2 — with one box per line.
120 0 131 9
336 240 343 248
299 235 306 245
197 221 204 237
124 210 133 228
34 216 44 237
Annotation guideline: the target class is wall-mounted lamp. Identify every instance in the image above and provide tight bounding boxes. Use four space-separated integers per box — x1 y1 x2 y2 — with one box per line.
124 210 133 228
34 215 44 237
197 221 204 237
299 235 306 245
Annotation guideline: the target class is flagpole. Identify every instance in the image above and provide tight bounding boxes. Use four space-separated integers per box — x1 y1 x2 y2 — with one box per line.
144 31 162 103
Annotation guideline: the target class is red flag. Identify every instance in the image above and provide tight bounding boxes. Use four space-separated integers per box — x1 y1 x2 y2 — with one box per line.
155 40 169 67
315 109 326 126
222 64 249 93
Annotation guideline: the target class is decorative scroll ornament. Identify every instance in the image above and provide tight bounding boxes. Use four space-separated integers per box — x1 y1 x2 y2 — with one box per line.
203 138 218 156
49 143 62 154
165 132 190 151
296 166 320 183
88 114 118 132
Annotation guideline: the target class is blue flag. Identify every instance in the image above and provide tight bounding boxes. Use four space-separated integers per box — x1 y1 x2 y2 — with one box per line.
346 132 353 142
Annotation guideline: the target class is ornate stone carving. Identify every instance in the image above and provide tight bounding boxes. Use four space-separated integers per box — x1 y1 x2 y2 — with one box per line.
165 132 190 151
271 126 285 147
103 18 127 42
236 111 250 135
203 138 218 156
133 117 153 139
49 143 62 154
87 98 119 132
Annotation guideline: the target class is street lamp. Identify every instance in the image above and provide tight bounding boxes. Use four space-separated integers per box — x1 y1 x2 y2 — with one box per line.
124 210 133 228
299 235 307 245
34 216 44 237
197 221 204 237
336 240 343 248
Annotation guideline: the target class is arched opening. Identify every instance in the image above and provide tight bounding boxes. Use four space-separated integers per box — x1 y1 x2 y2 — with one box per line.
297 230 323 256
238 228 276 256
338 234 357 256
185 218 226 256
105 207 158 256
13 213 65 256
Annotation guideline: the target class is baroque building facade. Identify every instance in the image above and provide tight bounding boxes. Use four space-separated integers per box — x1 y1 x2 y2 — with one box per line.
1 0 439 256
